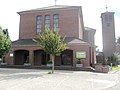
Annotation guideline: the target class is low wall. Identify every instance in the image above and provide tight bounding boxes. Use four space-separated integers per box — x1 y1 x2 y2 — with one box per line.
95 63 111 73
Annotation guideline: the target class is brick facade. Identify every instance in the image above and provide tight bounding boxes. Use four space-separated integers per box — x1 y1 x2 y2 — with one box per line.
19 6 84 39
5 5 96 68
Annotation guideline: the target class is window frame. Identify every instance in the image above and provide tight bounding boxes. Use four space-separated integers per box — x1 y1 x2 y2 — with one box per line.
36 15 42 33
45 15 50 30
53 14 59 31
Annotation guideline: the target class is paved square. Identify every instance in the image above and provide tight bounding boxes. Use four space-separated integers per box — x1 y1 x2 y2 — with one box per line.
0 68 118 90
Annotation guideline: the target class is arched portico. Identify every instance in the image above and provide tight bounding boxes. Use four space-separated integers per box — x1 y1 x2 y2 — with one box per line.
14 50 29 65
61 49 73 65
34 50 50 66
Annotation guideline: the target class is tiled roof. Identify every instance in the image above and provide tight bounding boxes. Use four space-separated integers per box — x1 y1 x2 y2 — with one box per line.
12 37 90 47
18 5 81 14
12 39 38 46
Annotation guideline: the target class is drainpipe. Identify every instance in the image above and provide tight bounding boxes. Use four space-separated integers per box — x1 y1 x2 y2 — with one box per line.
90 46 93 66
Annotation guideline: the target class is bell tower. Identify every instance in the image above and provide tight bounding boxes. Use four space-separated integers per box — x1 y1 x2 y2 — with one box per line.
101 11 116 57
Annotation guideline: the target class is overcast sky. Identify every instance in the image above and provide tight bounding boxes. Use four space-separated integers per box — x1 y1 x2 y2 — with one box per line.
0 0 120 51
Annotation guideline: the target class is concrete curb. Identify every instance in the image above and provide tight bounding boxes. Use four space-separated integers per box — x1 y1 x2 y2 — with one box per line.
108 70 120 74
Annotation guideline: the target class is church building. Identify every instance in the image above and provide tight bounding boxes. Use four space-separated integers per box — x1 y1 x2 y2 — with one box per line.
5 5 96 69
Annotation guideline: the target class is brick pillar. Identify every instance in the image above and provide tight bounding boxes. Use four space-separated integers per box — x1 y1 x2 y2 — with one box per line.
5 52 14 65
73 51 77 68
29 50 34 66
92 47 96 67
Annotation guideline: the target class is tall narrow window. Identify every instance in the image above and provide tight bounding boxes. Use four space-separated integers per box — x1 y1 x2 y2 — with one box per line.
45 15 50 30
54 14 59 31
37 16 42 33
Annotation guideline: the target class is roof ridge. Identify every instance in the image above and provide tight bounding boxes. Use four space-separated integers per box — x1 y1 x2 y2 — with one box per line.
17 5 81 14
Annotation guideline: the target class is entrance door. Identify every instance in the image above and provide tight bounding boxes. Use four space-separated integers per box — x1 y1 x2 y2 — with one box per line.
34 51 41 66
14 50 29 65
34 50 50 66
41 54 50 65
61 49 73 65
41 53 46 65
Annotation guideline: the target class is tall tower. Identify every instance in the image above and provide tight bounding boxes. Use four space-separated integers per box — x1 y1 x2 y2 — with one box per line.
101 12 116 57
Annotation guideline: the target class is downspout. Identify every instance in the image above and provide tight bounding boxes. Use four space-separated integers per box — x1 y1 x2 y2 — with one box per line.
90 46 93 66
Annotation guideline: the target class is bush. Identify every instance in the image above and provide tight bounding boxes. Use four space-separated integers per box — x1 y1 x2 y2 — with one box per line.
47 60 52 64
107 53 120 66
77 60 81 64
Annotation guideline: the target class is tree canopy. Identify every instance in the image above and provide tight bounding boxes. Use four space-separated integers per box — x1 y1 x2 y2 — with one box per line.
33 28 68 55
0 27 11 58
33 28 68 73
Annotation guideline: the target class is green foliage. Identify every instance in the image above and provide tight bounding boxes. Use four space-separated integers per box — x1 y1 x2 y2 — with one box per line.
33 28 68 56
112 66 120 70
107 53 119 66
47 60 52 64
77 59 81 64
0 27 11 58
103 58 108 65
33 28 68 73
117 37 120 44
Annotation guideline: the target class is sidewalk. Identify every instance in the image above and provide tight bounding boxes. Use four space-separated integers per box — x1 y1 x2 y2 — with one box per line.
108 69 120 74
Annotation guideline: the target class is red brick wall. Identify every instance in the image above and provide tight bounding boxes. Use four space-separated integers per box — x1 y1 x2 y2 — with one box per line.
19 7 84 39
5 44 92 67
5 7 96 68
92 47 96 67
69 44 91 67
5 53 14 65
5 45 41 65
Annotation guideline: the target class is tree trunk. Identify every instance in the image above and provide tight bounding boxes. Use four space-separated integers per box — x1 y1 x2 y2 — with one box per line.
1 55 4 63
51 55 55 73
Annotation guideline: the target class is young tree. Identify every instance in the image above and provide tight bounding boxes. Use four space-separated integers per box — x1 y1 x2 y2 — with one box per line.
33 28 68 73
0 27 11 60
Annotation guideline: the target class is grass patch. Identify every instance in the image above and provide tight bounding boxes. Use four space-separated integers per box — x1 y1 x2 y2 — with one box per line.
112 66 120 70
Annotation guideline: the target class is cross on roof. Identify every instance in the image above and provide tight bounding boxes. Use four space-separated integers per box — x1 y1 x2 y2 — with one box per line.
55 0 57 6
106 5 108 12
